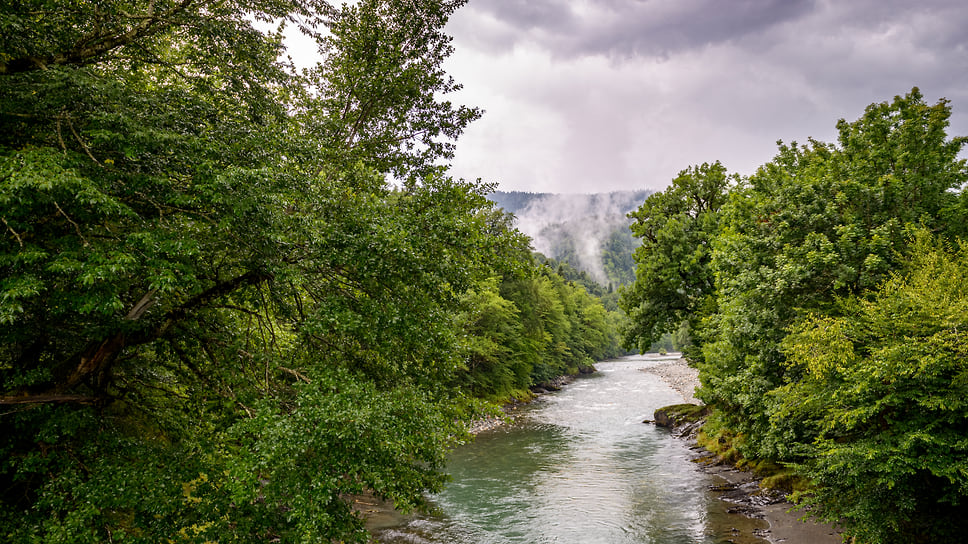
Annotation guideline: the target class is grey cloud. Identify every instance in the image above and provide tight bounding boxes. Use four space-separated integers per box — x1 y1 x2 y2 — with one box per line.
444 0 968 194
576 0 817 58
456 0 817 57
472 0 579 32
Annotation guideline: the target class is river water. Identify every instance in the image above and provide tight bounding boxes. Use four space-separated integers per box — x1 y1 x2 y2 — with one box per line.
374 354 770 544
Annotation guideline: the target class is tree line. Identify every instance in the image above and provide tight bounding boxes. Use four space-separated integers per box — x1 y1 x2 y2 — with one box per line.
621 88 968 543
0 1 624 542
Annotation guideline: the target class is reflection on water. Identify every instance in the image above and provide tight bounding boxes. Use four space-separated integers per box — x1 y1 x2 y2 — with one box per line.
376 354 768 544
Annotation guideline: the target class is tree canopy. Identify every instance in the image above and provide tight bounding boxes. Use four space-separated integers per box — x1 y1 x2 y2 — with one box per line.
777 234 968 542
623 88 968 543
620 161 733 353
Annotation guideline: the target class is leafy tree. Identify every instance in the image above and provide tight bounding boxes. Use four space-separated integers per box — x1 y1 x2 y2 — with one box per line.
777 232 968 543
0 1 533 541
699 89 968 459
301 0 481 179
499 273 569 383
620 161 733 354
611 88 968 542
454 276 530 399
535 254 604 297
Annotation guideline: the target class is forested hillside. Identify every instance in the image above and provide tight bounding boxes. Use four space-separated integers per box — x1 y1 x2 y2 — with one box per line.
621 89 968 543
489 190 649 287
0 1 624 542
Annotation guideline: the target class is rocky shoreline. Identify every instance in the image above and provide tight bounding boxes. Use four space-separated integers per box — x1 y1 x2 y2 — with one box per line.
646 358 843 544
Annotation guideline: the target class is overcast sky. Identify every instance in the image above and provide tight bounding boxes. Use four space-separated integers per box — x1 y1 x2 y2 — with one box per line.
437 0 968 193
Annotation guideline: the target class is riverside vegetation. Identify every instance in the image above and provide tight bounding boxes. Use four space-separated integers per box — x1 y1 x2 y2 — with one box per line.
621 88 968 543
0 1 627 542
3 2 965 543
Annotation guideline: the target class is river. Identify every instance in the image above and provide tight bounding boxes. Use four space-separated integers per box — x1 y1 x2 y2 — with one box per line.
373 353 773 544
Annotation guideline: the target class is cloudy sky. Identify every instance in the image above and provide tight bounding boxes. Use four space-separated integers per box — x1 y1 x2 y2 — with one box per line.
437 0 968 193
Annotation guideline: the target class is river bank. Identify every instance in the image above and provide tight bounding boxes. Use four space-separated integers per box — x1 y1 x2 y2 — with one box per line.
466 373 583 434
644 357 844 544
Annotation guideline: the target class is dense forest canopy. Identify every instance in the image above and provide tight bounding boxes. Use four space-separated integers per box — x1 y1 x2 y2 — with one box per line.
621 88 968 543
0 1 625 542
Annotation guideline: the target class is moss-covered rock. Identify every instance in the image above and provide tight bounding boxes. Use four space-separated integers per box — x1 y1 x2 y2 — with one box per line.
652 403 708 426
650 403 709 438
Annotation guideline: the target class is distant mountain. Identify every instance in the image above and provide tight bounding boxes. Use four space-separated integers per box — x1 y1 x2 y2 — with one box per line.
488 190 651 287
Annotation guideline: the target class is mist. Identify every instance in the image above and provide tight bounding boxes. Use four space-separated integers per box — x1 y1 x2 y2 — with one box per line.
490 190 650 285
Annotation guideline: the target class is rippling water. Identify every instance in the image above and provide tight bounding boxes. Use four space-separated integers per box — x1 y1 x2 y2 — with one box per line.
375 354 768 544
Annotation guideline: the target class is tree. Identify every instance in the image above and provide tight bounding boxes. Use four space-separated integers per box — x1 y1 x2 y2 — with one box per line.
620 161 733 354
454 276 530 399
777 233 968 543
700 89 968 459
300 0 481 179
0 1 531 541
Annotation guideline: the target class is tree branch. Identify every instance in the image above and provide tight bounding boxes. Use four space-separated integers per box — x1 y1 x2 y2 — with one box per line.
278 366 312 383
2 270 269 407
0 0 197 75
2 217 24 247
0 394 99 406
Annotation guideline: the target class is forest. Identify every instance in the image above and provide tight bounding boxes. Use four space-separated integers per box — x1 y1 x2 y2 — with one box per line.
620 89 968 543
0 1 626 542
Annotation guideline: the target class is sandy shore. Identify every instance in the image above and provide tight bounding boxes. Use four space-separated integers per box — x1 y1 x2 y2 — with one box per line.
644 358 845 544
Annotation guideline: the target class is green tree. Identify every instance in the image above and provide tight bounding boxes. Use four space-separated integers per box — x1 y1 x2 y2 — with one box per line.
301 0 481 178
621 161 733 354
499 273 569 383
777 233 968 543
454 276 531 399
0 1 531 541
701 89 968 459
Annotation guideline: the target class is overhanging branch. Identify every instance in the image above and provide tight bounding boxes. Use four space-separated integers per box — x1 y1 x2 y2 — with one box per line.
0 0 197 75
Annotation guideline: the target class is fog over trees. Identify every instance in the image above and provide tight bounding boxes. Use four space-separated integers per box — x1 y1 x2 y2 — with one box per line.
489 190 650 287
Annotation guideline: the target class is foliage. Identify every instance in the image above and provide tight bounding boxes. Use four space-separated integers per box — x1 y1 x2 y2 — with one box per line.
699 89 968 460
623 88 968 543
303 0 481 179
0 1 554 542
453 276 530 399
621 161 733 353
777 233 968 543
488 264 625 388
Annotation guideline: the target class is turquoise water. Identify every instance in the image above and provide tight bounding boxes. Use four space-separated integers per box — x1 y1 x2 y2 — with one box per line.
375 354 768 543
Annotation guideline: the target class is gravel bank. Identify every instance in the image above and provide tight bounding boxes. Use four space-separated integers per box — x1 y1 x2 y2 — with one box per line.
642 358 701 404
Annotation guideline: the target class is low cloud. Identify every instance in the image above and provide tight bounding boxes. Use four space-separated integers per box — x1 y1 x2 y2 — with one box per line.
509 192 649 283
